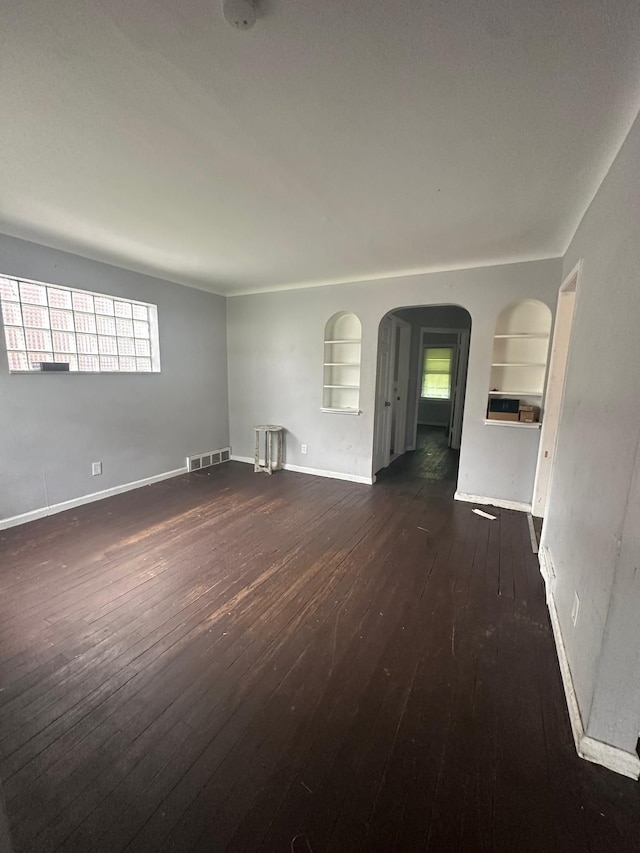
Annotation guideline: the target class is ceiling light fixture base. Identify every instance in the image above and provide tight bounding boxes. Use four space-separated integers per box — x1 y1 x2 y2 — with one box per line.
223 0 257 30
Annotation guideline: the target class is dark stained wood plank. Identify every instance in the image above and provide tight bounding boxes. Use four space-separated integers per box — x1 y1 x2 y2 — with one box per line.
122 493 416 851
5 492 378 824
0 480 356 772
32 486 397 849
0 446 639 853
223 519 438 852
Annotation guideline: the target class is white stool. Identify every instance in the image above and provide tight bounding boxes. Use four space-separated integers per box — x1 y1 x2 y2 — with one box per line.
254 425 284 474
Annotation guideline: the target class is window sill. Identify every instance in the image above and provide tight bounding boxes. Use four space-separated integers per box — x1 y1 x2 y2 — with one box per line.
6 370 161 375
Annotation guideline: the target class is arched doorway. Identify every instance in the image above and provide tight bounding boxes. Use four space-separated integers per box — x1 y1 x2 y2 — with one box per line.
373 305 472 486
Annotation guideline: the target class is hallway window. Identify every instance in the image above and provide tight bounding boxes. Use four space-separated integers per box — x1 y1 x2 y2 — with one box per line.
422 346 453 399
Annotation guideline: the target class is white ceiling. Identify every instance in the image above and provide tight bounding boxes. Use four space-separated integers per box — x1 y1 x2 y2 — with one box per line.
1 1 640 296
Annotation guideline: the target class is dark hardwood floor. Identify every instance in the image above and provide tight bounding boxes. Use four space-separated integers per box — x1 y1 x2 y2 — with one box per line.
1 446 639 852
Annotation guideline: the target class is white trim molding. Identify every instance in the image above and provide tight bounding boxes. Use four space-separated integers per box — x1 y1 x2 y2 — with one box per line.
0 467 188 531
539 546 640 780
483 420 541 429
454 491 532 513
283 462 373 485
230 455 374 485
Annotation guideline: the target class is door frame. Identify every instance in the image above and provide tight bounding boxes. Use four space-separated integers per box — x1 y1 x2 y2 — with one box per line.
412 327 470 451
532 261 581 519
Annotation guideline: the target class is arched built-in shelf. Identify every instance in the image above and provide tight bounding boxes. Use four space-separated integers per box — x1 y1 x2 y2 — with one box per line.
322 312 361 413
488 299 551 423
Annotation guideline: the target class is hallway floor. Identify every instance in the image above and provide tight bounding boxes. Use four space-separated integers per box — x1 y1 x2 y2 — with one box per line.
376 425 459 489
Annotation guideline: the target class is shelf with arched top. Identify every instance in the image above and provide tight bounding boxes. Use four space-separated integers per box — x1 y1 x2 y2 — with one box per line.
323 312 361 413
488 299 551 423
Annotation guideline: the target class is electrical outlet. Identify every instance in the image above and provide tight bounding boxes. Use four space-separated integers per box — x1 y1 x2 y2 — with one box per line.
301 443 307 455
92 461 102 476
571 592 580 627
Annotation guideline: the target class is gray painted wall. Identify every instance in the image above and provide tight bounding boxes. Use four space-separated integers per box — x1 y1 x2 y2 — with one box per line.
542 112 640 752
227 258 560 503
0 234 229 522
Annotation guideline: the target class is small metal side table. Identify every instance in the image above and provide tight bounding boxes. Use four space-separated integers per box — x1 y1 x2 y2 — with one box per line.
254 425 284 474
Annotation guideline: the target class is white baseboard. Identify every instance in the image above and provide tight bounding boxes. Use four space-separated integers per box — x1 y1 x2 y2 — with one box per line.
284 462 374 485
230 455 374 485
539 547 640 780
0 467 188 531
454 491 532 513
526 513 539 554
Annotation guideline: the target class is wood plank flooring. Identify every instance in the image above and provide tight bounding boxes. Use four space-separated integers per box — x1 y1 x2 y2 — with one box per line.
1 438 640 851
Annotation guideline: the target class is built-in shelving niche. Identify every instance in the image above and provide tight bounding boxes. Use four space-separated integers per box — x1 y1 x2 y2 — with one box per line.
489 299 552 414
322 312 361 413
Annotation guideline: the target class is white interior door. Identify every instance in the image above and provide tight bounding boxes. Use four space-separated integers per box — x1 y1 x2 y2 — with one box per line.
391 317 411 460
449 330 470 450
532 265 579 518
374 316 393 473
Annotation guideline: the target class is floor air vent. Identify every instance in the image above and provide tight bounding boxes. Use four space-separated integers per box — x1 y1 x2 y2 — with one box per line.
187 447 231 473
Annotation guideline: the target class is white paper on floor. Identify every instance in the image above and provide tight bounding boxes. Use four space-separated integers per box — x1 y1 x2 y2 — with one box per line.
472 508 497 520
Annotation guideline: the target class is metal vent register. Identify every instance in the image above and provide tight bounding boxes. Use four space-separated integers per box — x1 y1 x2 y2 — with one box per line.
187 447 230 473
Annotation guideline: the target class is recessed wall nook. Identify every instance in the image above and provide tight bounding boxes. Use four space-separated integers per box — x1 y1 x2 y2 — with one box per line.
322 311 362 414
486 299 551 427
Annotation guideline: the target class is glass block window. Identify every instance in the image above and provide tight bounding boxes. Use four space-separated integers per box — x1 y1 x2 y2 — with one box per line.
0 274 160 373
